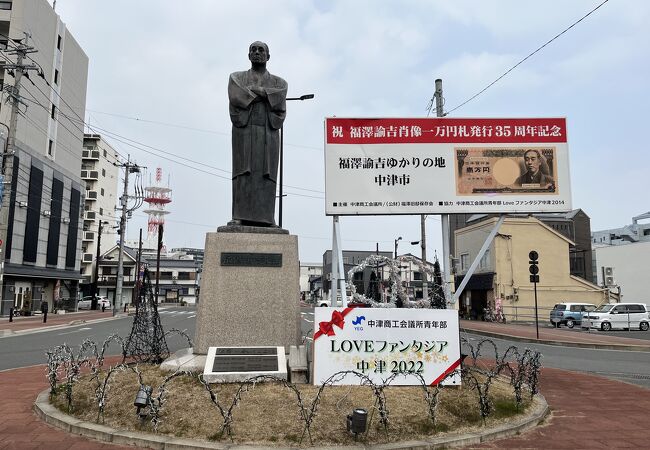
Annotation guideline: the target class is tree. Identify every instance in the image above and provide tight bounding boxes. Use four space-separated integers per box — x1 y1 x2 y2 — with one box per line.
430 258 446 309
367 270 380 302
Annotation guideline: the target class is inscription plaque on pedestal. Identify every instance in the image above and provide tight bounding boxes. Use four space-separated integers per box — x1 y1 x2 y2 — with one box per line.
203 346 287 383
220 252 282 267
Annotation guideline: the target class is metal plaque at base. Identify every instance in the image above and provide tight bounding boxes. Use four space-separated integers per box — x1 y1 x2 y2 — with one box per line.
202 346 286 383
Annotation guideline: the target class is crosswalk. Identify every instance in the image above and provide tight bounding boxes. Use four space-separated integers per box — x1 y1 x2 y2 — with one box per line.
158 309 196 319
301 311 314 323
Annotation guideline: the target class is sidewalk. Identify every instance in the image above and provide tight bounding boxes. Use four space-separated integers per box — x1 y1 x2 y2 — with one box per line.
2 362 649 449
0 310 117 336
461 319 650 351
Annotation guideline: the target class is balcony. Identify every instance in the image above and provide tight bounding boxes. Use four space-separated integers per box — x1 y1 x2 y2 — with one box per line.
84 211 97 221
81 170 99 181
82 149 100 160
83 231 95 242
85 190 98 201
82 253 94 263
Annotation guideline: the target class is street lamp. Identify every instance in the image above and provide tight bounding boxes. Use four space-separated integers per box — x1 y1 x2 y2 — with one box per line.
279 93 315 228
394 236 402 259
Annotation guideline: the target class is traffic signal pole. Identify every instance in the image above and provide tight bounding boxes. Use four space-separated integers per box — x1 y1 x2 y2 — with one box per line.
529 250 540 339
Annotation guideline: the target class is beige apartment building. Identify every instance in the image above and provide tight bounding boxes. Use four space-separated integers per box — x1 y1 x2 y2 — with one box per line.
455 216 608 321
79 134 120 291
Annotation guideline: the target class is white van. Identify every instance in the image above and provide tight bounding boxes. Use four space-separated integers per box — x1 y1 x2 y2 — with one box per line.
582 303 650 331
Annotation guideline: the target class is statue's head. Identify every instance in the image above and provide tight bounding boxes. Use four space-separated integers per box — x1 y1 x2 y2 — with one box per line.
249 41 270 64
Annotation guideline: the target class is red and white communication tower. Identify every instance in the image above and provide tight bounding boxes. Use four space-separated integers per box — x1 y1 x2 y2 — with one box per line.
143 167 172 245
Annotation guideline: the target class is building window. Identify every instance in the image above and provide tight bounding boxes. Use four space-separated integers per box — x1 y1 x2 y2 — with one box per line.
0 2 12 11
54 69 59 85
51 104 56 119
102 168 106 177
99 207 103 215
460 253 469 271
103 149 107 157
100 188 104 196
479 249 490 269
57 35 62 50
48 139 54 156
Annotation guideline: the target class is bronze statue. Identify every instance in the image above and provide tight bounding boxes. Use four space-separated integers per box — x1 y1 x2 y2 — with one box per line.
228 41 288 227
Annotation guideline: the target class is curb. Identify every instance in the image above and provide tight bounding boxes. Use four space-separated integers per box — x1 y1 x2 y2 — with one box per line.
461 327 650 352
34 388 549 449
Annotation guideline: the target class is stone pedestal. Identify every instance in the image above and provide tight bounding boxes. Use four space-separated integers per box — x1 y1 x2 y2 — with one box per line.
194 231 301 354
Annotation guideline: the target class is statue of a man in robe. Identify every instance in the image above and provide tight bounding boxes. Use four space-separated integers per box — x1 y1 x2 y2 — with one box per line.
228 41 288 227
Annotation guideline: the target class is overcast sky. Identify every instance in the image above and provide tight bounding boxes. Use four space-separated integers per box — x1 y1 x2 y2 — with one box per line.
50 0 648 265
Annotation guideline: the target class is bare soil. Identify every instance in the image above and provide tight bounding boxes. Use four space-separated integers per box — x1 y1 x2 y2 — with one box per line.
51 365 532 447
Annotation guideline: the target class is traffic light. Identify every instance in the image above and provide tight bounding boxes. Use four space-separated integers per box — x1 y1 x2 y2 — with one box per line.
529 250 539 283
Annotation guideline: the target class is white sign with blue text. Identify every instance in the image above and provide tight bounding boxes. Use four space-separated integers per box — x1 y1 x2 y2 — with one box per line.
313 307 461 386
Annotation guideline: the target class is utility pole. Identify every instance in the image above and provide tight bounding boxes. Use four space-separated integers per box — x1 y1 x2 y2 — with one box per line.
114 156 141 316
420 214 428 301
155 223 163 304
434 79 452 307
134 228 143 305
0 33 39 315
90 220 107 310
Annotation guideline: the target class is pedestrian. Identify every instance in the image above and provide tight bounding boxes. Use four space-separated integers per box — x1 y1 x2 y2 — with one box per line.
101 303 106 313
41 301 49 323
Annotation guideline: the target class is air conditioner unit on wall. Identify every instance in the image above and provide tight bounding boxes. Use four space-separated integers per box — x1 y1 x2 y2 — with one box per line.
605 276 615 286
604 267 614 276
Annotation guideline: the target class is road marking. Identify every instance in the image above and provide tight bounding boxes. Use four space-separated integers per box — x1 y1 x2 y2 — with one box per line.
303 336 313 341
303 318 313 323
188 314 196 319
301 312 314 316
58 327 92 336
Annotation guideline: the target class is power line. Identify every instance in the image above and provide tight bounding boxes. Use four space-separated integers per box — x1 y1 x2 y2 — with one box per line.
441 0 610 116
85 109 322 152
61 116 326 197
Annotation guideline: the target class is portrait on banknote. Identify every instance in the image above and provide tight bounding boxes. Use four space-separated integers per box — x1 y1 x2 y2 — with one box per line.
455 147 557 195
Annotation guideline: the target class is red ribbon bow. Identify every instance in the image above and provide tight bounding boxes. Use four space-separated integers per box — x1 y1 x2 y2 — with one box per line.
314 307 355 340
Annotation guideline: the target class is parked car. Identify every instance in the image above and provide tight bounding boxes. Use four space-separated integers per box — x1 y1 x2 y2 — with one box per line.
318 290 354 307
549 302 596 328
582 303 650 331
77 296 111 310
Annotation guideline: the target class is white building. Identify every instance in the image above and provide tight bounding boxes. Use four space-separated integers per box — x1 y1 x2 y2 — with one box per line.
80 134 120 289
592 212 650 246
591 212 650 304
96 245 200 306
594 241 650 305
0 0 88 315
299 262 322 296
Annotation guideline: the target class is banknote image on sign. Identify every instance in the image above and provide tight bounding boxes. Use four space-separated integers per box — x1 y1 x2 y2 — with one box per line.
455 147 558 195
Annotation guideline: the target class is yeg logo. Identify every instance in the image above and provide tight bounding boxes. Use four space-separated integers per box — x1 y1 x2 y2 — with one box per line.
352 316 366 331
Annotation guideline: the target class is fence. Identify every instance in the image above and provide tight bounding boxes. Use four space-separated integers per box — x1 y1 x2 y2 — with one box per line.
500 305 554 323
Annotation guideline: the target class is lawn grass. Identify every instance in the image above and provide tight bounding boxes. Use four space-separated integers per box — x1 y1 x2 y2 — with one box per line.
51 365 533 447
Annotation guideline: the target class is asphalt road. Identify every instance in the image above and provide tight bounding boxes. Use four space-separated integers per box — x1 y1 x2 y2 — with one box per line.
4 305 650 390
0 306 197 371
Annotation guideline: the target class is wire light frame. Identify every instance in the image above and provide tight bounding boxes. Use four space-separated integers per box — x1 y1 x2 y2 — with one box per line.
124 268 169 364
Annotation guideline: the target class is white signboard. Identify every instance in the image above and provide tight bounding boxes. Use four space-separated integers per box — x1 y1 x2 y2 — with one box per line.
325 117 572 215
313 307 461 386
